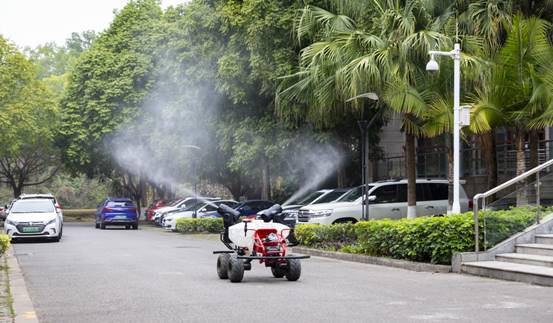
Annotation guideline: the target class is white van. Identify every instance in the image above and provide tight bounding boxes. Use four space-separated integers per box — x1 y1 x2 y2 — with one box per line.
297 179 470 224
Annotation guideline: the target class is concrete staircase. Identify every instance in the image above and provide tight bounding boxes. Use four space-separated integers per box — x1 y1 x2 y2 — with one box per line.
462 234 553 286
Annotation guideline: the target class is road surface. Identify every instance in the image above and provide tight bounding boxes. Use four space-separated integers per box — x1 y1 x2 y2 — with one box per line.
13 223 553 322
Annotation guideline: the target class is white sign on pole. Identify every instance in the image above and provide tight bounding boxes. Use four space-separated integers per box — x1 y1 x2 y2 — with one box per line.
459 106 471 126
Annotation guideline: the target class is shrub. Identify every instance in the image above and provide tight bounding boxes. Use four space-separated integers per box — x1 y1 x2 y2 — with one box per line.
175 218 224 233
295 223 356 250
480 208 535 247
295 207 542 265
62 209 96 217
0 234 10 256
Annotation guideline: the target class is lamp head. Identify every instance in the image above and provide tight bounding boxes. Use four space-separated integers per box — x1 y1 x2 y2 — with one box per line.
426 55 439 72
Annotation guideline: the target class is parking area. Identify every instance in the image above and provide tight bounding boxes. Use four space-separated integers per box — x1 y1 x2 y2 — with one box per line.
12 223 553 323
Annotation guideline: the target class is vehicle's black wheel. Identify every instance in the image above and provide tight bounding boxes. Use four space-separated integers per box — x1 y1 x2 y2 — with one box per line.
125 225 130 230
52 235 60 242
271 266 286 278
228 255 244 283
100 222 106 230
58 227 63 240
132 222 139 230
285 258 301 281
332 218 357 224
217 254 230 279
95 222 100 229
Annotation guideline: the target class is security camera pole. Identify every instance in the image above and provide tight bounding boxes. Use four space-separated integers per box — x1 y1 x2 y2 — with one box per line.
426 43 462 214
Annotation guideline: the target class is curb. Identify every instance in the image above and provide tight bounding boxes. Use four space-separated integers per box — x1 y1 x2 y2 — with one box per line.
291 246 451 273
6 246 38 323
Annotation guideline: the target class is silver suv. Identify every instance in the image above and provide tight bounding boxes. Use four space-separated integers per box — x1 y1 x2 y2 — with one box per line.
297 179 470 224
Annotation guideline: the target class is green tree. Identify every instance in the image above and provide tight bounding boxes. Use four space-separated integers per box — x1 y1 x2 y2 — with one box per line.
279 1 458 217
0 36 59 197
470 14 553 205
60 0 162 175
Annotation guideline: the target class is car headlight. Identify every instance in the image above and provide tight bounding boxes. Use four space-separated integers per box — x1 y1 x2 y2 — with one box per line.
46 218 57 225
308 209 333 218
6 219 17 226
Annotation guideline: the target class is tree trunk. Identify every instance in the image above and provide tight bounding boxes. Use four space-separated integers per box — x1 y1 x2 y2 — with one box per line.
405 132 417 218
11 181 22 198
261 158 270 200
515 128 528 206
337 165 346 188
529 130 539 169
529 129 539 204
481 131 498 191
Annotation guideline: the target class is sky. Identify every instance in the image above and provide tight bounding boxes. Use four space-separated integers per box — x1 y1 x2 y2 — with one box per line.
0 0 184 49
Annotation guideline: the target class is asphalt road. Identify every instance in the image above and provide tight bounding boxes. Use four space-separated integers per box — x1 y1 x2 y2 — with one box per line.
12 223 553 323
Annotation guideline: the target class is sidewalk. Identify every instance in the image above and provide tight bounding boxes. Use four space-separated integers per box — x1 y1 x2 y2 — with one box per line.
5 247 38 323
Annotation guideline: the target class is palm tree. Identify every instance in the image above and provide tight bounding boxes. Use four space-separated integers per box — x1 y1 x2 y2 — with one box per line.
470 14 553 205
278 0 456 218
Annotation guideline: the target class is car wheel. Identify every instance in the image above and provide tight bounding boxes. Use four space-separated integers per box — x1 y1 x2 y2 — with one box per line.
52 235 60 242
100 222 106 230
132 222 138 230
271 266 286 278
332 218 357 224
227 255 244 283
125 225 130 230
217 254 230 279
95 222 100 229
58 227 63 240
285 258 301 281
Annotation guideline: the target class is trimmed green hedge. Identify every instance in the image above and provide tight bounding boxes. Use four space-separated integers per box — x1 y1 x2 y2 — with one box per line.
0 235 10 256
63 209 96 217
296 208 539 265
175 218 224 233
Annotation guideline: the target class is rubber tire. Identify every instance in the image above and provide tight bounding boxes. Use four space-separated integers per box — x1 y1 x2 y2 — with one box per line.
228 255 244 283
100 222 106 230
271 266 286 278
285 258 301 281
58 227 63 240
125 225 130 230
95 222 100 229
132 222 139 230
332 218 357 224
217 254 230 279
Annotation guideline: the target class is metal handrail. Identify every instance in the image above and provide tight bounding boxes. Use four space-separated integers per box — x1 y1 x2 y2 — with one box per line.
472 158 553 252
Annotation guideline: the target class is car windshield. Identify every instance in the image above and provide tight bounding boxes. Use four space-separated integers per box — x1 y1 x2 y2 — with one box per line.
315 190 347 204
338 186 374 202
182 201 203 211
169 199 183 206
297 192 325 205
11 200 55 213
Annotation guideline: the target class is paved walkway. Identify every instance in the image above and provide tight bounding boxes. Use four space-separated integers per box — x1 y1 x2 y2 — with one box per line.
12 223 553 322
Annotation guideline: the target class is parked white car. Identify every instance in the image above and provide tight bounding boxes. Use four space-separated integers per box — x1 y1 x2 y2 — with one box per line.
282 188 350 221
297 179 470 224
162 200 238 231
153 197 219 224
4 198 64 242
18 193 64 221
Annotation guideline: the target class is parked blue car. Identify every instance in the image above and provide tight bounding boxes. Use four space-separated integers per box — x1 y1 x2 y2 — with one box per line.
96 198 138 230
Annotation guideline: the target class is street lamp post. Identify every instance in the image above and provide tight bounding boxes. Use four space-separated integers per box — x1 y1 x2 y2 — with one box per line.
184 145 202 218
426 43 462 214
347 93 380 221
